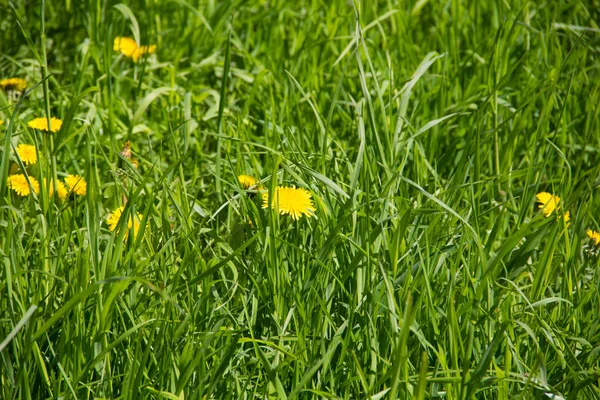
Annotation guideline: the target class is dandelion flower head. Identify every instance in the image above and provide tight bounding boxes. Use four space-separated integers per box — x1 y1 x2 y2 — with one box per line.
45 179 68 201
562 211 570 224
132 44 156 62
262 186 316 220
0 77 27 92
16 144 37 166
107 206 143 238
536 192 562 217
7 174 39 196
587 230 600 246
536 192 570 225
65 174 87 196
113 37 138 57
28 117 63 133
114 37 156 62
238 175 258 189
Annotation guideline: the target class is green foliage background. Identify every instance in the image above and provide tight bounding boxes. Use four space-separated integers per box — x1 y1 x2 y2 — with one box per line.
1 0 600 398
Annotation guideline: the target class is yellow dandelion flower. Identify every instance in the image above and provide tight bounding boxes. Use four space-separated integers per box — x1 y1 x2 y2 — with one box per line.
43 179 68 201
57 181 68 200
238 175 258 189
536 192 570 225
587 230 600 246
107 206 143 238
536 192 563 217
28 117 63 133
132 44 156 62
0 120 3 125
65 174 87 196
0 77 27 92
262 186 316 220
113 36 139 57
563 210 570 224
15 144 37 166
114 37 156 62
7 174 40 196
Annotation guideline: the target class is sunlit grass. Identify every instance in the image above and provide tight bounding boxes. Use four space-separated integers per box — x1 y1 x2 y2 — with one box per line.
1 0 599 399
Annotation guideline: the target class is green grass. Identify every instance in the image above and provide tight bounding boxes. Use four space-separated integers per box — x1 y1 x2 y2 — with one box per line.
1 0 600 398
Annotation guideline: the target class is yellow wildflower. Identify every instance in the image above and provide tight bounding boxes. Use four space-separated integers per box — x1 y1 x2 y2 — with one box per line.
536 192 562 217
107 206 143 238
587 230 600 246
7 174 39 196
262 186 316 220
28 117 63 133
114 37 138 57
64 174 87 196
238 175 258 189
0 78 27 92
44 179 68 201
536 192 570 225
132 44 156 62
114 37 156 62
15 144 37 166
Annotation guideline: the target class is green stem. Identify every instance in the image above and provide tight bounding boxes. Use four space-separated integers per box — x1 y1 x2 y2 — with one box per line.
40 0 57 278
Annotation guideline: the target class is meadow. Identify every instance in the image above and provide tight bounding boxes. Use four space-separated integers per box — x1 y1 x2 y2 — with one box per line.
1 0 599 398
